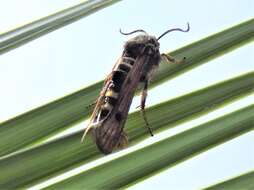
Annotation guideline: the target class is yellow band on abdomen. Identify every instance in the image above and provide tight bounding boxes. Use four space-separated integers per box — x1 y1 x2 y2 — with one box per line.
105 90 119 99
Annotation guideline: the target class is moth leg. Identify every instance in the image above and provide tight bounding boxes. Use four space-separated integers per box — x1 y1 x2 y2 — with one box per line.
140 80 154 136
161 53 185 64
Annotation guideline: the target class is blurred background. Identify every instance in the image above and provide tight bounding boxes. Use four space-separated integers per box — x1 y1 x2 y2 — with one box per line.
0 0 253 189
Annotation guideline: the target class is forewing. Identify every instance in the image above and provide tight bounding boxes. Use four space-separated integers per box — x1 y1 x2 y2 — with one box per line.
93 54 151 154
81 58 123 141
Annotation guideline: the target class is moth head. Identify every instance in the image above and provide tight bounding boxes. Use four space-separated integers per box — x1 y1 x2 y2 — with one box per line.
121 31 160 58
124 34 159 57
120 23 190 58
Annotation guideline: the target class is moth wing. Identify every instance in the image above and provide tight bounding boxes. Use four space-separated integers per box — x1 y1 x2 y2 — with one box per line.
82 57 125 142
93 120 128 154
92 55 147 153
81 73 114 142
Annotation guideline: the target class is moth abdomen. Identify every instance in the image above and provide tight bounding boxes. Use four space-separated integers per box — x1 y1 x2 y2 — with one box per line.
99 91 118 119
105 90 118 99
118 63 131 73
122 57 135 65
102 102 113 112
111 70 127 92
117 56 135 73
100 108 109 118
106 96 118 106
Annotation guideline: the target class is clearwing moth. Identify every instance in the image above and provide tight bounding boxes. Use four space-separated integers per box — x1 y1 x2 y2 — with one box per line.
82 23 190 154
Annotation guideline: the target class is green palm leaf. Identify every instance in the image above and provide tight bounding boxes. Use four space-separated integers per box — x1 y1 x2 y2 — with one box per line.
204 171 254 190
0 0 122 55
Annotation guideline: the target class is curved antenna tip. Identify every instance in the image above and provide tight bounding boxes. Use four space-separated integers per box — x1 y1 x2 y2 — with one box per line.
157 22 191 41
186 22 190 32
119 28 124 35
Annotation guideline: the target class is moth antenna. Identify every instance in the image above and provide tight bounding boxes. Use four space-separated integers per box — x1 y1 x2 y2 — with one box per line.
119 29 148 35
157 22 190 41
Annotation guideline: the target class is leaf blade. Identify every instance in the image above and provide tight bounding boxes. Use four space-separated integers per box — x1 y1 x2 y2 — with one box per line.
204 171 254 190
0 0 122 55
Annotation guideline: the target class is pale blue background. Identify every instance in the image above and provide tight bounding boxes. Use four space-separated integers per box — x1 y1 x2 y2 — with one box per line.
0 0 253 189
